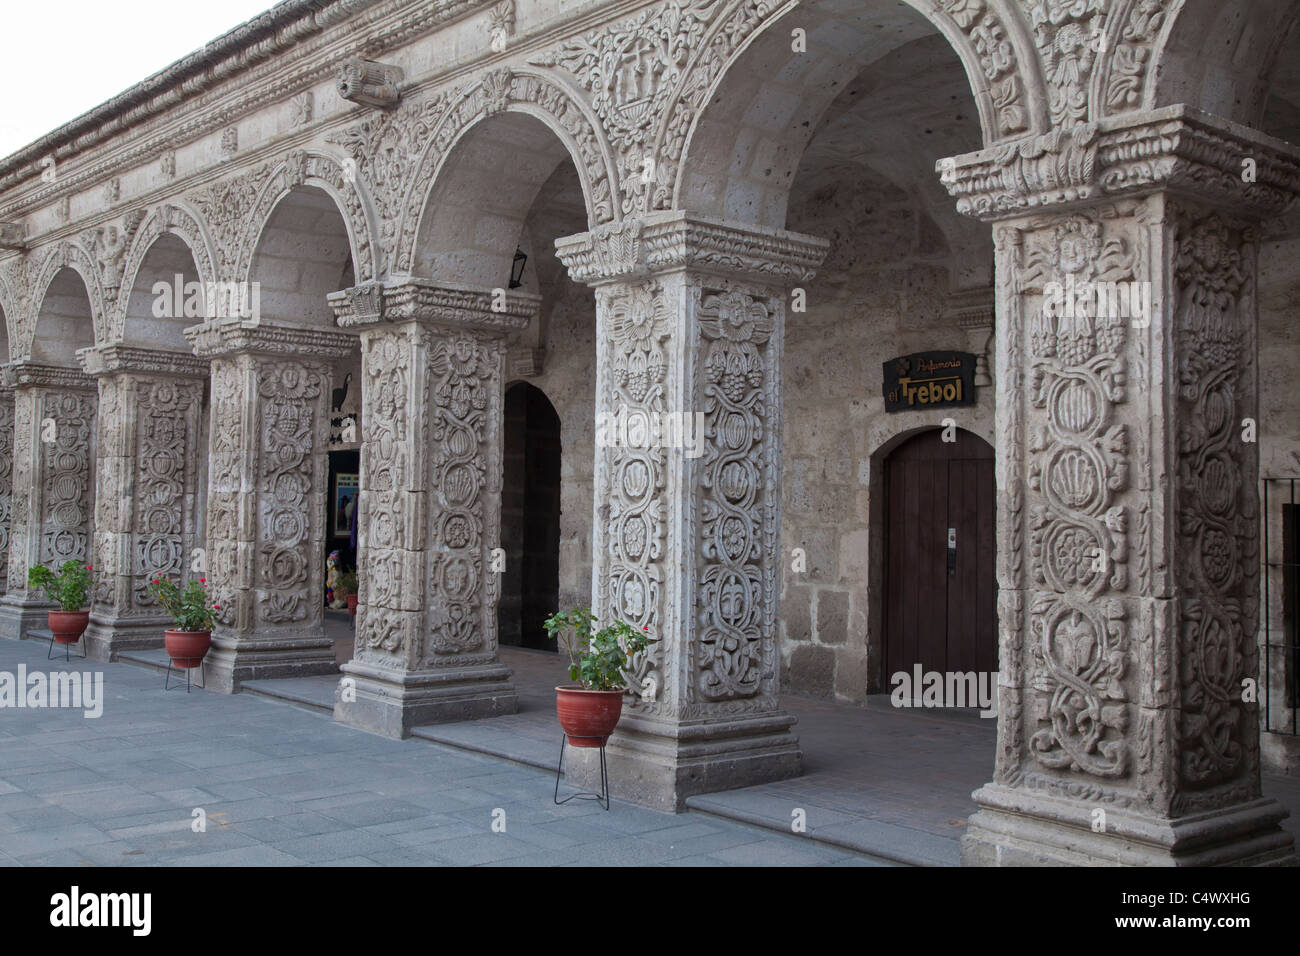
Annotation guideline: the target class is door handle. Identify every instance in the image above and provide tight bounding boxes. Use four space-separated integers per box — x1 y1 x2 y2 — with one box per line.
947 527 957 573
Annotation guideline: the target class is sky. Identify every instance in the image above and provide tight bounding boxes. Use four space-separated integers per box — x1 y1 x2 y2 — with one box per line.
0 0 280 160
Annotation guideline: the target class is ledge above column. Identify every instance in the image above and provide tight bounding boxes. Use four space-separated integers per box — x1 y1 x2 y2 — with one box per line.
184 318 358 361
326 279 538 335
937 105 1300 222
76 344 208 379
554 210 829 287
0 362 95 391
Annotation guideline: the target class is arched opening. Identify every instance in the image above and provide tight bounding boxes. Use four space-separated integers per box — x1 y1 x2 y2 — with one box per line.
878 427 995 683
680 1 992 700
499 382 561 651
409 108 599 652
245 184 360 670
34 267 95 366
123 232 205 350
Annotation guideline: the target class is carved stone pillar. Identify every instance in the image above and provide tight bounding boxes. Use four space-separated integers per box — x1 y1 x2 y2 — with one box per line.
940 108 1300 865
554 212 828 811
0 364 97 640
185 321 355 692
327 281 534 737
0 386 13 598
77 346 208 661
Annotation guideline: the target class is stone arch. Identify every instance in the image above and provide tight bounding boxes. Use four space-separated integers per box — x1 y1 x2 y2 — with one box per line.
666 0 1044 228
1146 0 1300 126
393 67 620 277
660 0 1045 226
0 264 18 361
113 201 219 343
235 149 381 289
26 241 105 358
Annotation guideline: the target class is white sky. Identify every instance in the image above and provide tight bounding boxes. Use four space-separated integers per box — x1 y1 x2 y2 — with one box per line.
0 0 280 160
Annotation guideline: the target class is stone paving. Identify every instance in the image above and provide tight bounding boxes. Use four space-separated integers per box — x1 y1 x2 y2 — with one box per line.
6 624 1300 866
0 635 884 867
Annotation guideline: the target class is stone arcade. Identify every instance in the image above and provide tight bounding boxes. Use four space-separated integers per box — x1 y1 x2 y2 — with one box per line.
1 0 1300 866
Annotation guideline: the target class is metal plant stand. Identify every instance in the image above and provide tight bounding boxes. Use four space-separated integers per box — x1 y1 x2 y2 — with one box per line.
553 734 611 810
47 632 87 661
165 659 206 693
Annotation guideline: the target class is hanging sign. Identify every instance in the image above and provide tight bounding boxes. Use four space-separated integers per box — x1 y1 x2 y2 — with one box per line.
883 351 976 412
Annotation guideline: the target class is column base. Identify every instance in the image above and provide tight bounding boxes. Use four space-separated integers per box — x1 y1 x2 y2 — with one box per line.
962 783 1296 866
566 710 802 812
333 657 519 738
0 599 53 641
203 626 337 694
83 616 170 662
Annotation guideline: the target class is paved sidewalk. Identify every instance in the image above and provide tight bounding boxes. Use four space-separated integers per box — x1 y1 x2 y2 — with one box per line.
0 637 882 867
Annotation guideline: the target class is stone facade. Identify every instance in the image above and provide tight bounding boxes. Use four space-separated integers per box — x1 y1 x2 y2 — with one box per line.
1 0 1299 863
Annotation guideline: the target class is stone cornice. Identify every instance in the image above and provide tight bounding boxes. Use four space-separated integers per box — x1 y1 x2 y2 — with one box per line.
327 279 536 334
76 344 208 379
555 212 830 287
0 362 96 390
938 106 1300 222
184 319 358 360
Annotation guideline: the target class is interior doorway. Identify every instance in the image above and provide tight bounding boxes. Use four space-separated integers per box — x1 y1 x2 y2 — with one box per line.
499 383 561 651
882 428 996 680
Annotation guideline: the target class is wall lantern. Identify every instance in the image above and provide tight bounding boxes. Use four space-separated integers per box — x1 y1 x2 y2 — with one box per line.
509 247 528 289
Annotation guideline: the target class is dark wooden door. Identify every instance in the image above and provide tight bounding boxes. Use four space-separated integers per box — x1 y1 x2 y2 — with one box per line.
883 429 996 680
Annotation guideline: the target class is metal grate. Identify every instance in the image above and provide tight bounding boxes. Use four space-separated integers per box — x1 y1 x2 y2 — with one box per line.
1262 479 1300 736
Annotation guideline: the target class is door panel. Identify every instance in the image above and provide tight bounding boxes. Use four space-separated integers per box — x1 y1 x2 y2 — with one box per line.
883 429 996 685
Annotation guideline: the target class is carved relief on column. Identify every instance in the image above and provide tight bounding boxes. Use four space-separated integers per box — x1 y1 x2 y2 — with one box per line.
940 109 1298 864
556 213 828 808
329 280 535 734
1168 205 1260 812
78 345 207 655
0 388 12 595
186 322 354 690
0 363 96 637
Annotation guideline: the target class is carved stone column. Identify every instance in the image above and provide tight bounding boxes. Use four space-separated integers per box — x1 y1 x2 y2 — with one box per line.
0 385 13 598
0 364 97 640
185 321 355 692
77 345 208 661
327 281 534 737
940 108 1300 865
554 212 828 810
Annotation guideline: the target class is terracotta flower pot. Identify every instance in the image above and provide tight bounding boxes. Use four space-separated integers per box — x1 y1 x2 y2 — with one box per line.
164 629 211 669
48 610 90 644
555 685 624 748
347 594 358 614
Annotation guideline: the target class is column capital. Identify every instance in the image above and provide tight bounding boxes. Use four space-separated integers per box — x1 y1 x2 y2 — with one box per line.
184 319 357 361
326 280 537 335
76 344 207 379
939 106 1300 223
0 362 95 391
555 211 829 288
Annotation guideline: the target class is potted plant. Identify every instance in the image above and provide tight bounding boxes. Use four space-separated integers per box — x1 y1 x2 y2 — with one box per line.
148 576 219 670
28 561 93 645
544 606 654 747
337 570 359 615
